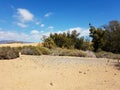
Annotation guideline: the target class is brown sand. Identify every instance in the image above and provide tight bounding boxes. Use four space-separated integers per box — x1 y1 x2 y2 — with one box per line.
0 55 119 90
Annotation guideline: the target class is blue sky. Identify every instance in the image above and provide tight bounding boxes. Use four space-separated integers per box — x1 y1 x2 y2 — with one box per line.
0 0 120 42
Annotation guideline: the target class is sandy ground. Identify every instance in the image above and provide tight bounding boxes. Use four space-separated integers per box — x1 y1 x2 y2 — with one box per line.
0 55 120 90
0 43 40 47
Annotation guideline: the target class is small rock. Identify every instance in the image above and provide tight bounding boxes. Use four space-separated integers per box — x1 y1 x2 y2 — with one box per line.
50 82 53 86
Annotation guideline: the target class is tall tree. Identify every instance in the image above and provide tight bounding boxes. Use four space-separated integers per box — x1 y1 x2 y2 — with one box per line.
89 24 105 52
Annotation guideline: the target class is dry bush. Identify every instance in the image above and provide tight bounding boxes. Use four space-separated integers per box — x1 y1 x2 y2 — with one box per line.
21 46 41 55
0 47 19 59
51 48 86 57
95 51 120 59
36 46 51 55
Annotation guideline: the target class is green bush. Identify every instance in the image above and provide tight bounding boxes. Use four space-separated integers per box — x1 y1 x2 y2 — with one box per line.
43 38 56 49
21 46 41 55
0 47 19 59
36 46 51 55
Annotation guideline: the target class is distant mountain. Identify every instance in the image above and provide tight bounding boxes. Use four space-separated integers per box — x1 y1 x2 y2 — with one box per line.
0 40 32 44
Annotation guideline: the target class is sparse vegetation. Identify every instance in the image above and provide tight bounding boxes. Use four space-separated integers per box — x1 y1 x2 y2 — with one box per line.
36 46 51 55
51 48 86 57
95 51 120 59
0 47 19 59
21 46 41 55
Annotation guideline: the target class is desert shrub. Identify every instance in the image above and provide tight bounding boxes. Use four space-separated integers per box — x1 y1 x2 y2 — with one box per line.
0 47 19 59
21 46 41 55
16 46 22 51
51 48 86 57
95 51 120 59
43 38 56 49
36 46 51 55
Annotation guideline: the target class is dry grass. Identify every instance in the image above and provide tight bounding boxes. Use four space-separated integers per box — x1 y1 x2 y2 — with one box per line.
51 48 87 57
95 51 120 59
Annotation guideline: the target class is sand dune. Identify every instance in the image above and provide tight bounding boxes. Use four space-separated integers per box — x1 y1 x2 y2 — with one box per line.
0 55 119 90
0 43 40 47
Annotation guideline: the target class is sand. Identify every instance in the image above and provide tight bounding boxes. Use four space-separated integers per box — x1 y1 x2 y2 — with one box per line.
0 43 39 47
0 55 120 90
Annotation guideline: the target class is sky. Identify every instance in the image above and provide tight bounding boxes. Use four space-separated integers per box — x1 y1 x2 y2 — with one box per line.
0 0 120 42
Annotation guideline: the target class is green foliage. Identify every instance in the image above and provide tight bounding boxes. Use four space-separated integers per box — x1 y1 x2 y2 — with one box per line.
36 46 51 55
43 37 56 49
89 25 105 52
103 20 120 53
90 20 120 54
21 46 41 55
90 20 120 53
0 47 19 59
43 30 91 50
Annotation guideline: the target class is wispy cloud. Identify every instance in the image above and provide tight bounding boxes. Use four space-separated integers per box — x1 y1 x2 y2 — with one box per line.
36 21 40 25
14 8 34 28
17 8 34 22
48 26 54 29
0 30 29 41
40 24 45 27
0 28 41 41
44 12 52 17
30 30 41 40
17 22 27 28
31 30 39 34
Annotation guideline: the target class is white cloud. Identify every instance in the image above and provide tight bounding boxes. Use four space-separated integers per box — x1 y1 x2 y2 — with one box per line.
0 30 29 41
17 8 34 22
0 30 42 42
31 30 39 34
48 26 54 29
44 12 52 17
36 21 40 25
17 22 27 28
30 30 42 40
40 24 45 27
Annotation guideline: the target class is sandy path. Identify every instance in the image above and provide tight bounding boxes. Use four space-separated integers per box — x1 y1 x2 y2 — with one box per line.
0 55 119 90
